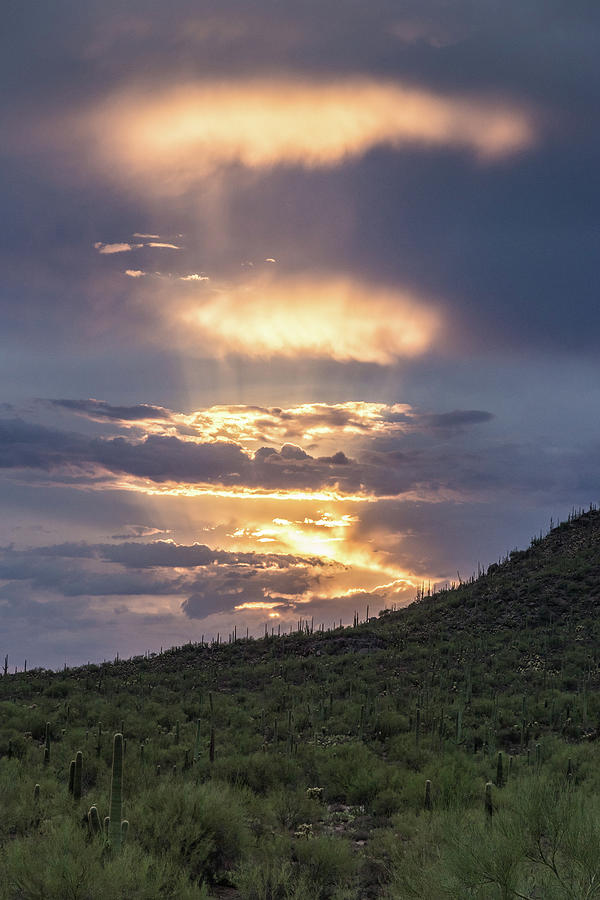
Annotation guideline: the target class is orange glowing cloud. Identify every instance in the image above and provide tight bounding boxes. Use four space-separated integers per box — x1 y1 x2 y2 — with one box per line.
178 274 440 363
73 78 537 191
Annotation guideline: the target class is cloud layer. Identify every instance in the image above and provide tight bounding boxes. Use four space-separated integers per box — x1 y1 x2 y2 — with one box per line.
71 78 537 193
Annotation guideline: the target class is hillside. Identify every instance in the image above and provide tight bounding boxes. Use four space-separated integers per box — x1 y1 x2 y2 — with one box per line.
2 508 600 898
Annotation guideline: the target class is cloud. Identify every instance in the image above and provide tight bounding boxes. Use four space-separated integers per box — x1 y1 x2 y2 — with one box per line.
125 269 145 278
420 410 495 430
132 233 160 239
177 274 441 363
0 540 332 621
146 242 181 249
69 78 537 194
173 401 415 444
47 398 172 423
181 564 317 618
180 273 209 281
94 242 142 254
0 401 503 501
110 524 171 540
8 540 325 571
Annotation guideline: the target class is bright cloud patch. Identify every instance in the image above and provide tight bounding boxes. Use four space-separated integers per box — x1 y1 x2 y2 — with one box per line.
179 275 440 363
94 242 142 254
75 78 537 192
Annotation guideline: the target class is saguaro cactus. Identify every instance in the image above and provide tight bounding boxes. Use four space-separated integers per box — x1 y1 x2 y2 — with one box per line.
44 722 51 765
193 719 202 762
424 779 433 811
108 733 125 850
88 805 102 835
87 735 129 851
74 751 83 802
496 752 504 788
485 782 493 821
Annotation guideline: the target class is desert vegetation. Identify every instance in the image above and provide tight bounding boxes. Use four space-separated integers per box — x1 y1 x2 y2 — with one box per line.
2 508 600 898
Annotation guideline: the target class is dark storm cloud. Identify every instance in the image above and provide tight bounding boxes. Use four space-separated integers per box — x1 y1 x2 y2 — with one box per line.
0 419 91 471
0 418 249 483
48 398 173 423
15 540 324 571
4 1 598 100
419 410 495 430
0 540 329 622
182 566 320 618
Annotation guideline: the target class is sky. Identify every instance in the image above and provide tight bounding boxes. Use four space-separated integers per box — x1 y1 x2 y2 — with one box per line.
1 1 599 668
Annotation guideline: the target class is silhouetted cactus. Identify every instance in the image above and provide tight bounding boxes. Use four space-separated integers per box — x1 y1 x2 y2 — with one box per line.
496 751 504 788
485 782 493 820
74 751 83 802
424 779 432 811
88 805 101 836
193 719 202 762
44 722 51 765
107 733 125 850
68 759 75 794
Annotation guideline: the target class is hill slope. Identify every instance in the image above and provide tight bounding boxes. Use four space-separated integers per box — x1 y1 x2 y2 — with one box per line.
2 508 600 898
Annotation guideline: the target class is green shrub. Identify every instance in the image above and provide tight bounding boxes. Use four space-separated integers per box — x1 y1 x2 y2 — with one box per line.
294 835 356 899
132 779 250 885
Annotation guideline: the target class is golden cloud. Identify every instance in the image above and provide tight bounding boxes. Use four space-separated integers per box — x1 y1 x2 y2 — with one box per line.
94 241 142 254
177 274 440 363
76 78 537 191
